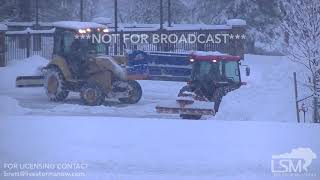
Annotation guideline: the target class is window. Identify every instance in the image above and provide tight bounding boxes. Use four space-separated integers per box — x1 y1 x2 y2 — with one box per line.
224 61 240 82
62 31 76 55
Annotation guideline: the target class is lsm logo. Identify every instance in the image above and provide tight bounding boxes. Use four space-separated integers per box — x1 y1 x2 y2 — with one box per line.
271 148 317 176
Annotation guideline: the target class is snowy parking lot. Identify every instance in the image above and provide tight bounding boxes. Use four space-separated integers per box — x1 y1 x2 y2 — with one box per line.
0 54 310 122
1 116 320 180
1 54 319 180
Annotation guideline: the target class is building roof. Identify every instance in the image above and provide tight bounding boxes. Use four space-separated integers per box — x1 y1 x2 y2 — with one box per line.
52 21 107 30
191 51 241 61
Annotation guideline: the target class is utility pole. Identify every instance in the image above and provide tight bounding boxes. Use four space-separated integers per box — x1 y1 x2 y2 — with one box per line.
293 72 300 123
114 0 118 33
313 73 320 123
35 0 39 27
160 0 163 29
80 0 84 21
168 0 172 27
20 0 32 21
113 0 119 55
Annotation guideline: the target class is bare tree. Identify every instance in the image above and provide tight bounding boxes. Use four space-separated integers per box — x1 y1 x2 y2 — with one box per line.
280 0 320 122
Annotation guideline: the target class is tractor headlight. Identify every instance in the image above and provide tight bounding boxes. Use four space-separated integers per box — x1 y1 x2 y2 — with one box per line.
78 29 86 34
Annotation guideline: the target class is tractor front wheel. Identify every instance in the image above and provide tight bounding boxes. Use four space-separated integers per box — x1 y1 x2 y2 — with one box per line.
44 66 69 101
118 80 142 104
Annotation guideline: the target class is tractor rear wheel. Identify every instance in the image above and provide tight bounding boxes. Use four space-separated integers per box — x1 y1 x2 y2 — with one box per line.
118 80 142 104
44 66 69 101
80 82 105 106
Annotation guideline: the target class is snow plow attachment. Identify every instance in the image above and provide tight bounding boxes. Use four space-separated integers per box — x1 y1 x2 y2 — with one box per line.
156 98 215 117
16 76 44 88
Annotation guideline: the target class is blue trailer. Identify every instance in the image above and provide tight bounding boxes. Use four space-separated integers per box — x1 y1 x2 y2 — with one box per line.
127 50 192 82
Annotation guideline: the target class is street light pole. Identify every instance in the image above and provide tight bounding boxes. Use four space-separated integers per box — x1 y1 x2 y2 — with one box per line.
114 0 118 33
168 0 172 27
35 0 39 27
114 0 118 55
160 0 163 29
80 0 84 21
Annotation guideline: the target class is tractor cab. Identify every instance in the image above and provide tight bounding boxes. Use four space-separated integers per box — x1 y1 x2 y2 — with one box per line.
52 21 109 59
190 53 242 86
188 52 245 99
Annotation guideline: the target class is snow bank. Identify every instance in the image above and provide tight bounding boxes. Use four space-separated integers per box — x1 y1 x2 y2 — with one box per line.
227 19 247 26
215 54 307 122
0 96 29 115
0 55 48 90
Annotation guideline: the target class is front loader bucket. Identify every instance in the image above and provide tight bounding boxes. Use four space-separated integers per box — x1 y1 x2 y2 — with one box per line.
16 76 44 88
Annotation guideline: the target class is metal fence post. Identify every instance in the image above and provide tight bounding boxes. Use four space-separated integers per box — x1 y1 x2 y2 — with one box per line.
0 30 6 67
120 30 124 55
197 29 204 51
26 32 31 58
157 29 162 51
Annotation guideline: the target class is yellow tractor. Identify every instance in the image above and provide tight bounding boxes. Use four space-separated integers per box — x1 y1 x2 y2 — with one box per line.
16 21 142 106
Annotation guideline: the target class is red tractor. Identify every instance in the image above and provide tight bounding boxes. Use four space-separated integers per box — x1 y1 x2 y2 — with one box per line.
156 52 250 119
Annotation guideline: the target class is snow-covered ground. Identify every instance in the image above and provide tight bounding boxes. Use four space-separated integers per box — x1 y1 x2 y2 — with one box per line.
0 54 310 122
0 55 319 180
1 116 319 180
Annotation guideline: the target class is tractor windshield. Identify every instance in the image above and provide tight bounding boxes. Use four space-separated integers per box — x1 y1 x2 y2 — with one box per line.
191 61 240 84
77 38 106 55
60 30 107 59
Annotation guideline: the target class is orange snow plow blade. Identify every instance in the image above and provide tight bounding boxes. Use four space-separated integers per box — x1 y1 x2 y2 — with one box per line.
16 76 44 88
156 99 215 116
156 106 214 115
